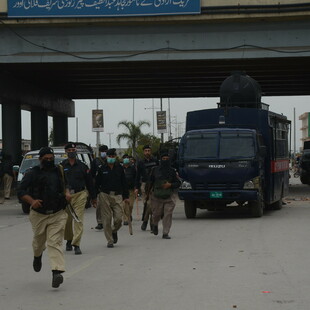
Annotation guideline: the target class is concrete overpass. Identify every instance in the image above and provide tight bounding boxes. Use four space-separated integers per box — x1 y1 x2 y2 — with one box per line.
1 0 310 162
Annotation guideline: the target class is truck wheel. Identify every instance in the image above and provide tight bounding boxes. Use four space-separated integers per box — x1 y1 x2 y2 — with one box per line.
300 175 307 184
249 200 263 218
272 199 283 210
184 200 197 219
22 202 30 214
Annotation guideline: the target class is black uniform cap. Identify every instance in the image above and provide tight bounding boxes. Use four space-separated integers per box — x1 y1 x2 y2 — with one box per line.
39 147 54 157
99 145 108 152
160 149 170 158
143 145 151 150
64 142 76 150
122 153 129 158
107 148 116 156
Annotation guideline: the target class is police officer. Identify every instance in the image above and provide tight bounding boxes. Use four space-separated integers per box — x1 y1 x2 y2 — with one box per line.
149 150 181 239
61 142 97 255
91 144 109 230
121 154 137 225
96 148 129 248
18 147 70 288
135 145 159 231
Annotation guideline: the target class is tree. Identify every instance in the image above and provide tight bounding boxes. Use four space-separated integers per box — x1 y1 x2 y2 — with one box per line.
116 120 150 157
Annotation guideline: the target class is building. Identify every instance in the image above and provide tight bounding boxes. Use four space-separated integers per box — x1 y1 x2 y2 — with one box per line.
299 113 310 147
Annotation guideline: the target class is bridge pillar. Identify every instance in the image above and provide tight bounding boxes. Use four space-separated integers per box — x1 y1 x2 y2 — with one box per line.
31 110 48 150
1 99 22 164
53 115 68 146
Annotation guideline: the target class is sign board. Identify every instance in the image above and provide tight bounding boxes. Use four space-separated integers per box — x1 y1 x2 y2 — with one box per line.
156 110 167 134
8 0 201 18
92 109 104 132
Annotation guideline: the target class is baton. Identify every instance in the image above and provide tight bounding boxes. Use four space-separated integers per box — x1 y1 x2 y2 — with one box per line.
67 203 81 223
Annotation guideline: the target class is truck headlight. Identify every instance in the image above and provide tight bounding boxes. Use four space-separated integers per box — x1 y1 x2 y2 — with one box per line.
180 181 192 190
243 176 260 189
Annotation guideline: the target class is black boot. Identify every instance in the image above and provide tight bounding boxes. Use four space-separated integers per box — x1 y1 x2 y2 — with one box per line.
141 221 148 231
74 245 82 255
152 225 158 236
52 270 64 288
33 254 42 272
66 240 72 251
112 232 118 244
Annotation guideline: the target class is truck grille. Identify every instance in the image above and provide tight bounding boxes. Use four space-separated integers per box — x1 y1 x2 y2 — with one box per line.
195 183 240 190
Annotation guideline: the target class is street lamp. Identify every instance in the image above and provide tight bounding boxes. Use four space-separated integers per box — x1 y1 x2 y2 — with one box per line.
145 99 160 136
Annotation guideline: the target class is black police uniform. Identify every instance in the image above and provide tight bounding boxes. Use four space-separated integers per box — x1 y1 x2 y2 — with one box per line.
135 156 159 229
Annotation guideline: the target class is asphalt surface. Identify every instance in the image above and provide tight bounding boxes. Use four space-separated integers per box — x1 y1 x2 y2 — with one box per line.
0 175 310 310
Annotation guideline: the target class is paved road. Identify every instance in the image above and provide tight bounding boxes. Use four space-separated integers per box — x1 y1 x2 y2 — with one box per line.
0 177 309 310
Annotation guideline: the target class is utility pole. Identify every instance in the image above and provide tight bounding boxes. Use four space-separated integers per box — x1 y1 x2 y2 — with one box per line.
160 98 164 143
145 99 159 136
132 99 135 124
76 117 78 142
96 99 100 155
168 98 172 141
294 107 296 156
106 132 114 148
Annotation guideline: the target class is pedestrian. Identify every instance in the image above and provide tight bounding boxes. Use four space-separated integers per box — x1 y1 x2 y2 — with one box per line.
17 147 70 288
90 144 109 231
135 145 159 231
61 142 97 255
2 154 15 200
121 154 136 226
149 150 181 239
95 148 129 248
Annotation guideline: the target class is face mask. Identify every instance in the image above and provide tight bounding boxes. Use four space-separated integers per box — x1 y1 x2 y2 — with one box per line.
41 159 55 169
161 159 170 168
67 151 77 159
107 157 116 164
101 152 107 158
123 158 130 165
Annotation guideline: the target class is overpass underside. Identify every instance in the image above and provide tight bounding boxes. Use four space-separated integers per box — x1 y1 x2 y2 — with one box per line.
1 3 310 161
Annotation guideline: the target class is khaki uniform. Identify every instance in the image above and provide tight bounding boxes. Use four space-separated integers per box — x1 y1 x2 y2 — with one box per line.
64 190 88 246
99 192 123 245
3 173 13 199
123 189 135 222
151 194 176 235
29 208 68 271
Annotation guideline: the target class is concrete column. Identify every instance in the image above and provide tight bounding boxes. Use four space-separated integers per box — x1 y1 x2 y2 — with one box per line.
53 115 68 146
1 99 22 164
31 110 48 150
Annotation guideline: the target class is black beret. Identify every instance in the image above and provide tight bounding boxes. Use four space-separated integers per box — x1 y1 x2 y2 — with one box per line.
39 147 54 157
122 153 129 158
143 145 151 150
99 145 108 152
107 148 116 156
64 142 76 149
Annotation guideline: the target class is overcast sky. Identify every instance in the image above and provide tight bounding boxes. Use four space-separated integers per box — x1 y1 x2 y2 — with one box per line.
3 95 309 152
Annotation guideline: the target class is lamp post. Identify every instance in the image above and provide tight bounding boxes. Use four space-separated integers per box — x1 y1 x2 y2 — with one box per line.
144 99 160 136
106 132 114 148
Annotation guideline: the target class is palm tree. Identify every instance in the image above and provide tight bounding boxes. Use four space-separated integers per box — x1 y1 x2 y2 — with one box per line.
116 120 150 157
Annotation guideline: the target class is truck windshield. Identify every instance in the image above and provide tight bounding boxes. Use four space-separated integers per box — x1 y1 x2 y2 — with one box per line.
184 133 218 159
219 132 255 159
183 131 255 160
